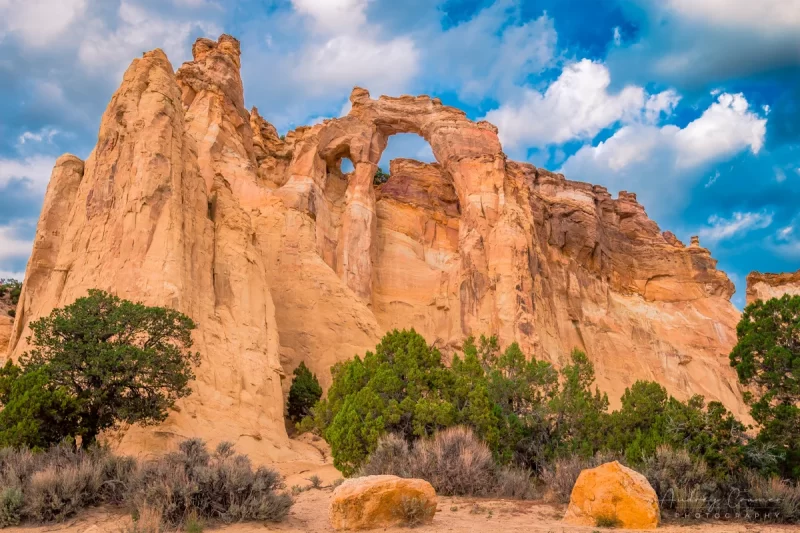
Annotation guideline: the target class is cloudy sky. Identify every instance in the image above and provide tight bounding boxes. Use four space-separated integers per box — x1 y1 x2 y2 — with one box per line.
1 0 798 307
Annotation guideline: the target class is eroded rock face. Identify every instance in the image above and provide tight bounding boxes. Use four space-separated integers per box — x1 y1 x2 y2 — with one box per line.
564 461 660 529
0 314 10 356
329 475 437 530
746 270 800 305
6 34 749 458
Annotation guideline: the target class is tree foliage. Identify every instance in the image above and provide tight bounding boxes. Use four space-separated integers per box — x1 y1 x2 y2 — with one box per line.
0 279 22 313
373 167 390 186
0 362 81 449
303 329 773 480
730 294 800 479
605 381 745 476
306 330 609 476
0 290 200 449
287 362 322 423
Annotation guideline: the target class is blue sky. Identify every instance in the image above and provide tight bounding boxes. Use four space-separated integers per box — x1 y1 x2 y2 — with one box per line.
1 0 798 308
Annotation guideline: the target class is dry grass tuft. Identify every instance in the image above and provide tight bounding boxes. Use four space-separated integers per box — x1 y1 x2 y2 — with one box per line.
360 426 535 498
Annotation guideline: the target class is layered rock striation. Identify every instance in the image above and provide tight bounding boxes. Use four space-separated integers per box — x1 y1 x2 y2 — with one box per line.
746 269 800 305
6 35 749 459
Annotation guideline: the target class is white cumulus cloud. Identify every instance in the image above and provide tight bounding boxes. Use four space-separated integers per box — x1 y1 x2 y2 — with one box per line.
79 1 219 75
483 60 677 150
291 0 371 34
290 0 418 101
431 9 557 102
0 223 34 264
661 0 800 34
294 34 419 98
0 0 87 47
673 93 766 168
0 155 56 191
18 127 60 145
559 92 766 217
697 211 773 245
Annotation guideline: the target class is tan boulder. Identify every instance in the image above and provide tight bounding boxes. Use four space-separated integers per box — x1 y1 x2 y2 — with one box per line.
329 475 437 530
563 461 660 529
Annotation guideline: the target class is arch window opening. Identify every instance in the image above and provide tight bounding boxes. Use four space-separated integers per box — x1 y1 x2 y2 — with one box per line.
375 133 436 187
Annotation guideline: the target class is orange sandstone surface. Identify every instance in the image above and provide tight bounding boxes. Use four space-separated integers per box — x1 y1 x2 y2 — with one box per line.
4 35 757 460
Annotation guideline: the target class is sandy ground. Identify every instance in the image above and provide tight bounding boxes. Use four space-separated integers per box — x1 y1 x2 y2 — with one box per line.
4 438 795 533
5 484 796 533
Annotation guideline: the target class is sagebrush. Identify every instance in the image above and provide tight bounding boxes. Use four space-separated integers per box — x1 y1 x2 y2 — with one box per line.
360 427 535 498
0 439 292 529
127 439 292 528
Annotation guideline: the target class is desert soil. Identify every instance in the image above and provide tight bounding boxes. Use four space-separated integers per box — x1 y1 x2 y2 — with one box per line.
5 476 795 533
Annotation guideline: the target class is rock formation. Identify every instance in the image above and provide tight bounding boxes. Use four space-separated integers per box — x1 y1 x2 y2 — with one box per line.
329 475 437 530
6 34 749 460
0 308 11 357
746 269 800 305
564 461 660 529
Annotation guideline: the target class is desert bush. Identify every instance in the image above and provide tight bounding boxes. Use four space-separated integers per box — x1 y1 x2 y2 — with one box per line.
287 362 322 423
642 445 716 514
412 426 496 496
394 496 429 527
743 472 800 522
538 451 620 504
596 512 622 527
0 443 134 526
0 280 21 306
360 427 534 498
494 465 538 499
359 433 413 478
125 439 291 528
0 488 23 527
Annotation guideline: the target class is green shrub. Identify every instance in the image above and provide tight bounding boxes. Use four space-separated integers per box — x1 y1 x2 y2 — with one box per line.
730 294 800 479
311 329 454 475
2 290 200 449
0 364 82 449
287 362 322 423
0 279 21 306
308 330 609 476
125 439 292 528
0 487 23 527
605 381 746 475
595 513 622 528
373 167 390 186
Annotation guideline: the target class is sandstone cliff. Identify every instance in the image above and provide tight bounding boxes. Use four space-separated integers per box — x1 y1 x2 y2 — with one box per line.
746 269 800 305
0 295 12 357
6 35 749 460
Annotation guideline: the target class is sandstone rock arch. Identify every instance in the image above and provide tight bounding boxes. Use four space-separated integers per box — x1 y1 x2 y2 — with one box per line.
280 88 512 346
4 35 751 460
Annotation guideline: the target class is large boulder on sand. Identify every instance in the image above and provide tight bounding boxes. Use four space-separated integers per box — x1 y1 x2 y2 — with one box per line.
329 475 437 530
563 461 660 529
